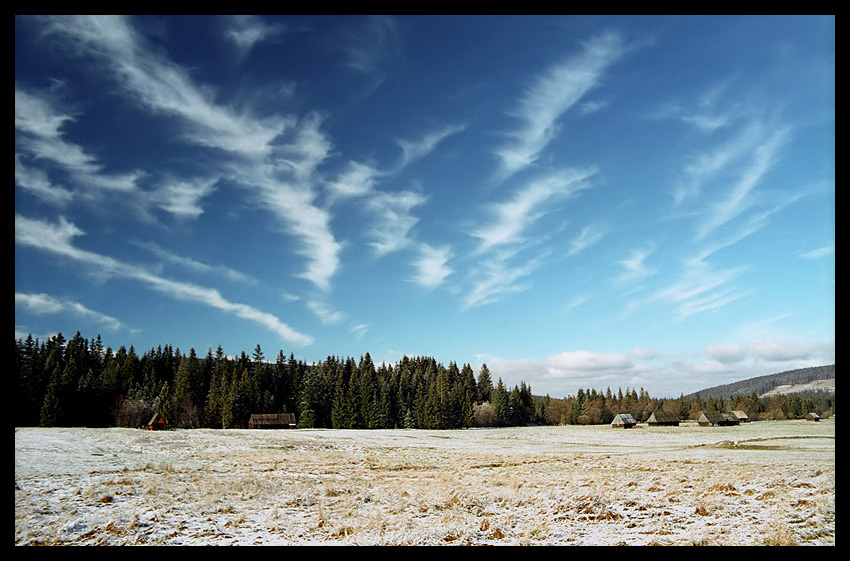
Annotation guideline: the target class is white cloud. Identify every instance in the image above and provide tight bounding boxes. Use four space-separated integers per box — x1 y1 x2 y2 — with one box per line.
307 300 345 325
462 250 542 310
150 176 220 219
614 246 655 285
36 16 343 290
463 168 596 309
14 154 73 206
350 324 369 340
567 223 609 256
15 292 123 331
545 350 633 374
326 161 384 201
495 30 625 179
15 86 144 196
339 15 400 76
695 126 790 240
15 214 314 346
798 245 834 260
394 124 466 172
631 258 747 321
133 241 258 286
224 15 287 59
411 244 453 289
706 342 747 364
473 168 596 253
365 189 428 256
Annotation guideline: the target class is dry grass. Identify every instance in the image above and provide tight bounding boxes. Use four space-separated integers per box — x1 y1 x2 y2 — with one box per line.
15 420 835 545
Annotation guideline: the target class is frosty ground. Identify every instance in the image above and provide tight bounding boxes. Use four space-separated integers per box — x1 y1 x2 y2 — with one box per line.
15 420 834 545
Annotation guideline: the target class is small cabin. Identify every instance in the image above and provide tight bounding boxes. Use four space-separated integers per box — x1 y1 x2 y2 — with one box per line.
806 412 820 422
698 411 739 427
611 413 637 428
647 411 680 426
731 410 749 423
248 413 297 429
148 412 166 431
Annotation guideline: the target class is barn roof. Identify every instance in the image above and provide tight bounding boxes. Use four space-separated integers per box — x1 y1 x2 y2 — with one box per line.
699 411 727 423
248 413 296 426
648 411 679 423
612 413 637 424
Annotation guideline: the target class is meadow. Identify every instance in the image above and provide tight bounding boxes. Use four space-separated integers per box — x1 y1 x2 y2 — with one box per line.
15 419 834 545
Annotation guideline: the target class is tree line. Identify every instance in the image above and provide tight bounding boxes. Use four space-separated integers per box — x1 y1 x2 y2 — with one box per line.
14 332 538 430
14 332 833 430
534 385 834 426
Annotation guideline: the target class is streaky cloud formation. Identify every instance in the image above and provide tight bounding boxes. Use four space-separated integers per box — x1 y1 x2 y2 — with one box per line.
495 30 626 180
15 16 833 398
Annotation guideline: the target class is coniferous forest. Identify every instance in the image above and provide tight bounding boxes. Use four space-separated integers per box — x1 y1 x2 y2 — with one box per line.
14 332 834 429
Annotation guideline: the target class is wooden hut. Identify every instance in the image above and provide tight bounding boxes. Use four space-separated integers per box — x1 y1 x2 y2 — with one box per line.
731 410 749 423
698 411 739 427
806 412 821 422
647 411 680 426
611 413 637 428
148 412 166 431
248 413 297 429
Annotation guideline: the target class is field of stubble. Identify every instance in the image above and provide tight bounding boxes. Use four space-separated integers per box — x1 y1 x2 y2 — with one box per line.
15 419 834 545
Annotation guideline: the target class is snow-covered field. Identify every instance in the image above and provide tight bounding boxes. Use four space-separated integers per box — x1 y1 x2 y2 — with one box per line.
15 420 834 545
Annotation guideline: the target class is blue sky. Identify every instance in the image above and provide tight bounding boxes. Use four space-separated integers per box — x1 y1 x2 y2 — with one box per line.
15 16 834 398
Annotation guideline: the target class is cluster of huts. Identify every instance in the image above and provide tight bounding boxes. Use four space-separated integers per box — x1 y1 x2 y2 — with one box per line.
611 410 751 428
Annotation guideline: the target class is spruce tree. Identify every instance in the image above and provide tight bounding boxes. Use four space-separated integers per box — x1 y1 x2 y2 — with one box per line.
477 363 493 404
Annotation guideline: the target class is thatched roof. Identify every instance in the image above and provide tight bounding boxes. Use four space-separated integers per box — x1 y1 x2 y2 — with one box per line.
731 410 749 420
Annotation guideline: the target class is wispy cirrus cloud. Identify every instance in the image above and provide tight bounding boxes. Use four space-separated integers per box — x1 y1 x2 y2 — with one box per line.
14 154 73 206
495 30 626 180
463 168 597 309
567 223 609 257
393 123 466 172
798 245 834 260
472 168 597 253
365 189 428 256
326 124 462 259
34 15 343 291
642 258 749 321
410 243 453 289
462 250 544 310
614 245 656 285
15 86 144 196
695 126 790 240
16 85 223 221
306 300 345 325
132 241 258 286
15 292 123 331
338 15 400 76
15 214 314 346
224 15 288 59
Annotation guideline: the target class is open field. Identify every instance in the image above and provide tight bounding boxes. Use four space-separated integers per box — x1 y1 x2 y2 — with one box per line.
15 420 834 545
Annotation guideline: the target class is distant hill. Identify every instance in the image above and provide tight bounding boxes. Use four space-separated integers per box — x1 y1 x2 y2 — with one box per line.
684 364 835 400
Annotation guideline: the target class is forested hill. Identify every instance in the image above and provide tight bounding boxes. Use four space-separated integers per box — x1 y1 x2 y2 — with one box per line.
685 364 835 400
